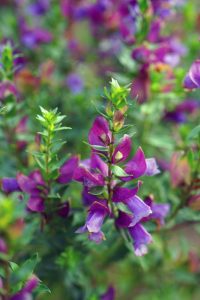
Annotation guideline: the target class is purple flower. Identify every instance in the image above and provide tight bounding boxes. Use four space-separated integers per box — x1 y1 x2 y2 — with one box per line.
129 223 152 256
74 154 106 187
1 178 21 193
0 238 7 253
164 99 200 123
144 196 170 225
184 60 200 89
0 81 18 101
123 147 147 180
101 285 115 300
145 158 160 176
76 201 109 243
19 18 52 49
66 73 84 94
1 171 48 213
57 202 70 218
27 0 49 16
17 171 48 212
112 134 131 163
88 116 111 147
125 196 152 227
57 155 79 184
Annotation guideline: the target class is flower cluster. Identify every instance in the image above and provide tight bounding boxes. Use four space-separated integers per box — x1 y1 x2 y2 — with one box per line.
74 79 170 255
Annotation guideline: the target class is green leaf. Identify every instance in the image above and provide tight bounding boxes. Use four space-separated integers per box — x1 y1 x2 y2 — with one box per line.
111 165 129 177
11 253 39 285
89 186 105 195
36 283 51 295
188 124 200 140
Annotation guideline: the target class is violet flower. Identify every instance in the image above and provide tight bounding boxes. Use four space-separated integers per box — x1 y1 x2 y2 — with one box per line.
76 201 110 243
57 155 79 184
184 60 200 89
66 73 84 95
75 111 162 254
101 285 115 300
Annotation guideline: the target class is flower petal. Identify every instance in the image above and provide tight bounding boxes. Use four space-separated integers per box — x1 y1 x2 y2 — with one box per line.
126 196 152 227
125 147 147 179
57 155 79 184
129 223 152 256
27 196 45 212
1 178 21 193
145 158 160 176
112 134 131 163
88 116 111 146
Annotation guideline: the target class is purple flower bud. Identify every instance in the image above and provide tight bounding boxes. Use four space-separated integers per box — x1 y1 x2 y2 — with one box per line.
129 223 152 256
57 202 70 218
0 238 7 253
88 116 111 147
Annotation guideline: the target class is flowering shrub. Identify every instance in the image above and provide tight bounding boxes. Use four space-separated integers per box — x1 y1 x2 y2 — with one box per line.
0 1 199 300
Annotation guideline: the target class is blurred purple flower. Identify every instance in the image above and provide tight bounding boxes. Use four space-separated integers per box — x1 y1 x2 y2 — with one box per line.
101 285 115 300
66 73 84 94
76 201 109 243
184 59 200 89
27 0 50 16
57 155 79 184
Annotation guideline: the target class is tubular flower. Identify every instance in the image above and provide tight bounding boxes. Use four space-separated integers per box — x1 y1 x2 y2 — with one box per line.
75 99 163 255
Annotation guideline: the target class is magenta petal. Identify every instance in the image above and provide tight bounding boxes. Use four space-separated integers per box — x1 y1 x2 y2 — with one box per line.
112 181 142 203
183 74 198 89
0 238 7 253
73 166 104 187
129 223 152 256
57 202 70 218
151 203 170 225
112 134 131 163
82 187 100 206
145 158 160 176
125 147 147 179
23 275 39 293
189 59 200 87
1 178 21 193
88 116 111 146
89 231 105 243
101 286 115 300
126 196 152 227
87 201 109 233
17 173 36 193
116 210 133 228
57 155 79 184
27 196 45 212
90 153 108 177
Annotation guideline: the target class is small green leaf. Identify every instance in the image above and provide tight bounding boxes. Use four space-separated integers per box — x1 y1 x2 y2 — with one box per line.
111 165 129 177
